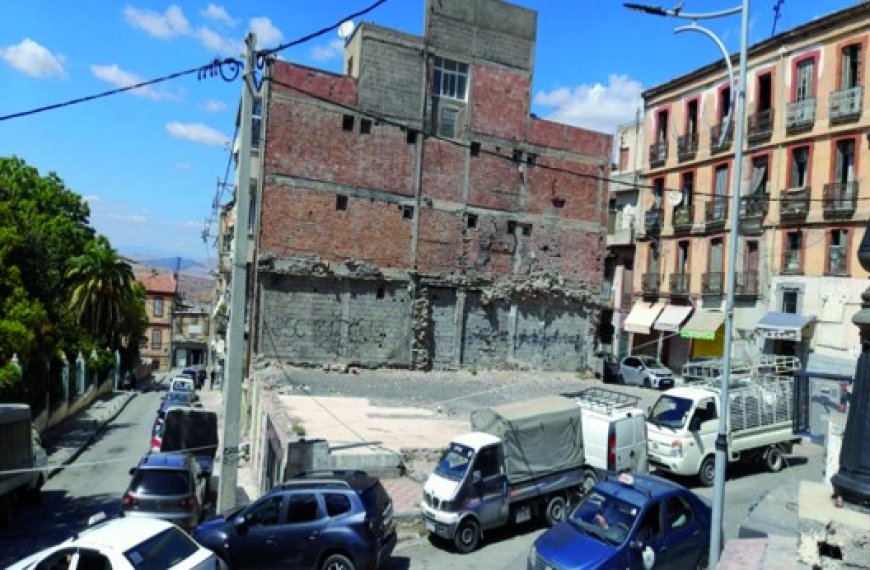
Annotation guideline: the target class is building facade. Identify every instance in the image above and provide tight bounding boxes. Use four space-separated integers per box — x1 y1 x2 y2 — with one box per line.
244 0 611 371
172 304 210 368
630 3 870 374
137 272 177 372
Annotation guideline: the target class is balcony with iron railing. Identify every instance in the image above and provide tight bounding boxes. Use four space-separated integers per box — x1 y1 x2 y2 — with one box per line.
644 208 663 237
747 108 774 143
823 181 858 219
642 272 661 297
677 132 698 161
734 270 759 299
739 192 768 234
827 245 848 276
672 205 694 234
710 120 733 153
701 272 724 298
780 187 810 220
649 140 667 168
704 197 728 231
782 249 803 275
669 273 691 298
786 98 816 132
829 86 863 123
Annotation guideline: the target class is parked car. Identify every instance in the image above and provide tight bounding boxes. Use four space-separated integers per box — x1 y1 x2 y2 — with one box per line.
193 469 397 570
7 515 218 569
158 391 198 420
121 453 209 532
528 473 712 570
150 419 164 452
618 356 675 390
169 377 197 396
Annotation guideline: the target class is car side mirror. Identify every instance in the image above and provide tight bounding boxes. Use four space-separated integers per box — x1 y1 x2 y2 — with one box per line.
472 470 482 484
129 467 136 476
234 515 248 532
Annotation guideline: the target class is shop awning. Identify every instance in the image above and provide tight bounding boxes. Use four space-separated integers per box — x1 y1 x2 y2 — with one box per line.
680 310 726 340
755 312 816 341
654 305 694 332
624 301 666 335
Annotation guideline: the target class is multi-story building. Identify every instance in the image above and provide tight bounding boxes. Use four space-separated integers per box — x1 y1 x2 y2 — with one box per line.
137 271 176 372
630 2 869 374
172 303 210 368
601 118 644 358
232 0 611 372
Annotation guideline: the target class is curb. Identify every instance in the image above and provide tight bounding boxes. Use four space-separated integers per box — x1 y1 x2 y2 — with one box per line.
47 391 138 481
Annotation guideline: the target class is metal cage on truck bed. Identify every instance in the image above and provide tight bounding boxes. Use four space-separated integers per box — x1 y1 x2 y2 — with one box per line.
682 355 801 384
727 376 794 432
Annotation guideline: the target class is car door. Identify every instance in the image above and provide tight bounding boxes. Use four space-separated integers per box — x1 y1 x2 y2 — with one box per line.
273 492 329 569
622 358 640 385
470 445 508 529
231 494 286 570
659 493 704 568
629 500 667 569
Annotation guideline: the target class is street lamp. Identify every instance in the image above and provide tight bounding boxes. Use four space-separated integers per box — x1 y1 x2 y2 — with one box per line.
625 2 750 567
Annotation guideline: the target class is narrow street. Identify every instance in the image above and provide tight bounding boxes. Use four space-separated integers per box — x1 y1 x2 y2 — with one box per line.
0 389 162 567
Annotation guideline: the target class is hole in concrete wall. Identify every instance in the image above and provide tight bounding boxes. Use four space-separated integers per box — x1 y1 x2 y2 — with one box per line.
470 141 481 156
465 213 478 229
376 286 385 299
342 115 355 131
360 118 372 134
512 149 523 163
552 198 566 208
336 195 348 211
507 221 516 234
406 129 417 144
818 542 843 560
527 153 537 166
521 224 532 236
402 205 414 220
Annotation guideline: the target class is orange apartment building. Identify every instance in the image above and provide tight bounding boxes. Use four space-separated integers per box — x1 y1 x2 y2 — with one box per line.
137 271 177 372
628 3 869 375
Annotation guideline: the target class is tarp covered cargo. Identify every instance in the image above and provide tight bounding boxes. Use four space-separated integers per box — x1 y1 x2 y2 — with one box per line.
161 408 218 473
470 395 584 484
0 405 33 473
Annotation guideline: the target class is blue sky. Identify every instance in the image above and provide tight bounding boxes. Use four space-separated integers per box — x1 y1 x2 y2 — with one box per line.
0 0 856 262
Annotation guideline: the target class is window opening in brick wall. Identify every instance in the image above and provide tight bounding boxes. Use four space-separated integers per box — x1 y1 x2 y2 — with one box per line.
432 56 469 101
783 231 803 273
512 149 523 163
527 153 537 166
465 213 478 229
406 129 417 144
376 286 385 299
336 195 348 211
360 118 372 134
402 205 414 220
470 141 480 156
521 224 532 236
342 115 355 131
507 221 516 234
552 198 565 208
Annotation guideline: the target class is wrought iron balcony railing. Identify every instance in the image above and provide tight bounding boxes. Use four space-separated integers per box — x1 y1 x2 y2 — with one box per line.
644 208 663 236
701 272 724 297
747 108 774 142
677 133 698 161
829 86 863 123
704 196 728 230
672 205 694 234
739 193 768 219
782 249 803 274
710 121 733 153
642 273 661 296
735 270 759 299
669 273 691 298
823 181 858 218
649 140 667 167
780 187 810 220
827 245 848 276
786 98 816 132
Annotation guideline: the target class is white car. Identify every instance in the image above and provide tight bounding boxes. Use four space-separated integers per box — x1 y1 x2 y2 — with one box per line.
7 516 218 569
618 355 676 390
169 377 196 395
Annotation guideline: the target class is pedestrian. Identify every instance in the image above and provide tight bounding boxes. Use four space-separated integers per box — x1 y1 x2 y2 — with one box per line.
209 368 216 390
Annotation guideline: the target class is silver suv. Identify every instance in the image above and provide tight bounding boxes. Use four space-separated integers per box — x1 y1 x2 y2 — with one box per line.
122 452 208 531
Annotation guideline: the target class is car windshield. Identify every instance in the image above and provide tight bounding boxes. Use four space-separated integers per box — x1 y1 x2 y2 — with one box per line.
434 442 474 481
165 392 190 405
638 357 666 369
131 469 190 496
649 395 694 429
568 490 638 546
124 526 200 570
172 381 193 392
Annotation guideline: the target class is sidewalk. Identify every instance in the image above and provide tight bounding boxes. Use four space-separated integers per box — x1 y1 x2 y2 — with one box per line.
41 389 138 480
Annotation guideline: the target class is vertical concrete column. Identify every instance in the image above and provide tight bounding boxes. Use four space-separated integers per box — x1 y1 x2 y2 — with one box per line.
453 288 466 367
508 302 519 362
340 281 351 361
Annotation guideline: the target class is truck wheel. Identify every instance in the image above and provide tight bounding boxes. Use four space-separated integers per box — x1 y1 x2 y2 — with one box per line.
765 446 784 473
544 495 567 527
582 468 598 494
453 518 480 554
699 456 716 487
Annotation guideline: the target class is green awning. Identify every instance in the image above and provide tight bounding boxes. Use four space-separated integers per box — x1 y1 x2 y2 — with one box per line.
680 310 726 340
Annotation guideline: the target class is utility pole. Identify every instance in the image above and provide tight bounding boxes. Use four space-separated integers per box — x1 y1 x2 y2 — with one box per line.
217 32 257 512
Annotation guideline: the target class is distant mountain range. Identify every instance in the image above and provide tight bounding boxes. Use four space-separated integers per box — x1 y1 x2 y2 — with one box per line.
126 254 215 278
129 255 216 304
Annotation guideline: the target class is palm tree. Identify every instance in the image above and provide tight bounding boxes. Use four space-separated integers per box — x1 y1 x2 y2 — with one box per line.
66 238 138 346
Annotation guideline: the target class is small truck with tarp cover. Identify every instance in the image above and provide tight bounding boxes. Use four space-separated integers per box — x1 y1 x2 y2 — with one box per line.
159 408 218 492
0 404 47 525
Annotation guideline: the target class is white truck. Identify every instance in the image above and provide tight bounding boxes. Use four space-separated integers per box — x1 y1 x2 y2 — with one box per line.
646 374 801 486
0 404 48 525
421 391 647 553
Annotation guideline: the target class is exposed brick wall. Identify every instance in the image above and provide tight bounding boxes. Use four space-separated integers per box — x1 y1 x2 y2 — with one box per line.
417 209 464 275
469 64 530 139
467 147 522 212
421 139 465 203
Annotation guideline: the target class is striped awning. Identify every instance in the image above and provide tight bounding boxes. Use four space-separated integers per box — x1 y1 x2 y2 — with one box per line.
624 301 666 335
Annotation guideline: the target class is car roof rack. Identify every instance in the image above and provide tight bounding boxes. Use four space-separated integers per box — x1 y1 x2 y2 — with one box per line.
562 387 641 414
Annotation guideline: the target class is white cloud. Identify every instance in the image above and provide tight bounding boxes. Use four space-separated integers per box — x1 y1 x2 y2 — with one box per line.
0 38 66 78
249 17 283 48
201 4 237 27
204 99 227 112
90 64 178 100
533 74 643 134
99 213 148 224
311 39 345 62
166 121 229 146
174 161 192 170
82 195 101 203
196 26 243 56
123 5 190 39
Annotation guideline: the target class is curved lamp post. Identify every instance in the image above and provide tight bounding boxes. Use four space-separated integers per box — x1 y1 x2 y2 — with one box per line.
625 2 750 567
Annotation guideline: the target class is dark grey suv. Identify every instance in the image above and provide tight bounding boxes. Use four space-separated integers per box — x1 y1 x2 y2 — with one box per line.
122 452 208 531
193 470 397 570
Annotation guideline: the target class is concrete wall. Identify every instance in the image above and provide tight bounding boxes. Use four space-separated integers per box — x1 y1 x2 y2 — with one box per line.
355 25 425 122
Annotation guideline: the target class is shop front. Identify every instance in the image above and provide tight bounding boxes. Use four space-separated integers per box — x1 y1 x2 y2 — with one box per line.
624 301 666 357
755 312 817 367
680 309 726 358
653 304 694 371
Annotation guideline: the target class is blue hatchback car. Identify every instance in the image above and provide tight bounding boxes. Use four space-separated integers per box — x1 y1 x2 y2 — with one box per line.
529 473 712 570
193 470 397 570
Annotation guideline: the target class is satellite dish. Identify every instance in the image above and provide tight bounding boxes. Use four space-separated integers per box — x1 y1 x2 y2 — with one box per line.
666 190 683 207
338 20 355 39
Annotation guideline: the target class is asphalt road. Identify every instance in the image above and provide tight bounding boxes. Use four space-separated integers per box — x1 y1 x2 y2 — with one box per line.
0 390 162 567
